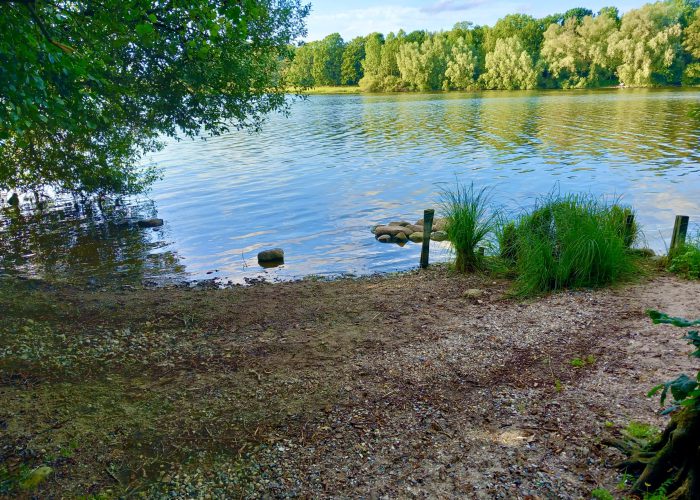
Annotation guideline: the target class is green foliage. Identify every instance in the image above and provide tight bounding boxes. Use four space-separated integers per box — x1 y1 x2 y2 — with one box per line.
508 194 638 296
1 0 309 196
646 309 700 414
624 421 660 441
312 33 345 86
341 37 365 85
668 235 700 279
590 487 614 500
480 36 540 90
570 354 596 368
439 182 499 273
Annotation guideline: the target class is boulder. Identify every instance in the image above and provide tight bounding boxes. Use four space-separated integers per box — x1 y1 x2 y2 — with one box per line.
137 218 164 228
403 224 424 235
431 231 448 242
258 248 284 263
389 221 412 227
432 218 448 232
409 233 423 243
377 235 392 243
374 225 413 237
395 232 408 243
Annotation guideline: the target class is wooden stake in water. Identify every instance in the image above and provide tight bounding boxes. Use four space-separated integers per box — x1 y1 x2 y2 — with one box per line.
420 209 434 269
670 215 689 255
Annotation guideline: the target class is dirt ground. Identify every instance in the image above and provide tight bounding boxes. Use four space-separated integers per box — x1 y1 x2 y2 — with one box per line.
1 267 699 498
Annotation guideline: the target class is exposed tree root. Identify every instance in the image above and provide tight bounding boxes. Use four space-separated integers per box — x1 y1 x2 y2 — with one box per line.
608 410 700 499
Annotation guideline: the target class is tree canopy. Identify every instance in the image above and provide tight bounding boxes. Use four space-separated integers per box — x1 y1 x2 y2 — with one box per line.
1 0 309 196
285 1 700 93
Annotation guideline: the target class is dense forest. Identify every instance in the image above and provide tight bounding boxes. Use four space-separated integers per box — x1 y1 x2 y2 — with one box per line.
285 1 700 91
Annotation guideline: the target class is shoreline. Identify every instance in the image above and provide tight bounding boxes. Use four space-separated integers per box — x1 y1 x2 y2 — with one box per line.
2 266 699 496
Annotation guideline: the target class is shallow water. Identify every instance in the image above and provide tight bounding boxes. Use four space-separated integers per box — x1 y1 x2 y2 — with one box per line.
2 88 700 285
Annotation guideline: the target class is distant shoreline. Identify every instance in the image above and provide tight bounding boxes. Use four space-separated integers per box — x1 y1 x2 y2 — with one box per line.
291 85 700 95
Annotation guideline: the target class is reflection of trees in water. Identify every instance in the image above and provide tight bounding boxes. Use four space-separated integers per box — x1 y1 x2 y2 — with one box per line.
0 199 186 285
536 90 700 168
359 91 700 171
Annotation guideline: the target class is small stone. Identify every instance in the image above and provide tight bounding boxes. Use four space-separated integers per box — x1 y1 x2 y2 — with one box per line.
463 288 484 299
377 235 392 243
137 218 164 228
430 231 448 242
395 232 408 243
409 233 423 243
257 248 284 263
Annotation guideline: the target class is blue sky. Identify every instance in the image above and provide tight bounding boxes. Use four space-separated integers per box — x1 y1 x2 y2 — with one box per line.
304 1 648 41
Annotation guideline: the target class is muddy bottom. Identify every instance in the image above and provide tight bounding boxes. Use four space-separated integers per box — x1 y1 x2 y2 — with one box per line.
0 267 698 498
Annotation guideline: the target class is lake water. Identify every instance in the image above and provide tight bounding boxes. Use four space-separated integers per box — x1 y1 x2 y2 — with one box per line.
2 89 700 285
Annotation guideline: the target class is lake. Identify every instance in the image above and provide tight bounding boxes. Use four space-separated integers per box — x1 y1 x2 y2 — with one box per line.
2 88 700 285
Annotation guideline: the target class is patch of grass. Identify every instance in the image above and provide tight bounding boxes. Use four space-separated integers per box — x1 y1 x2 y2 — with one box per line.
591 487 614 500
623 421 660 441
507 194 638 297
440 182 499 273
570 354 596 368
668 233 700 279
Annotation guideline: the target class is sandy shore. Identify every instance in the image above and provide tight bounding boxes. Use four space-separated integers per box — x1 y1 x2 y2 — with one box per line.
1 267 698 497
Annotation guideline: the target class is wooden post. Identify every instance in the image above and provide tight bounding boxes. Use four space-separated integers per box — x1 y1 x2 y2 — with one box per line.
624 214 635 247
670 215 689 256
420 209 434 269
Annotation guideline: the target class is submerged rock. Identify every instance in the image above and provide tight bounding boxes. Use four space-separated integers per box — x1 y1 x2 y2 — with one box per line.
137 218 164 228
377 235 392 243
258 248 285 264
431 231 448 242
395 232 408 243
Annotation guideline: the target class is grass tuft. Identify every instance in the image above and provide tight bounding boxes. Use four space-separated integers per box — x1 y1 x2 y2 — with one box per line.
439 182 500 273
506 193 638 296
668 232 700 280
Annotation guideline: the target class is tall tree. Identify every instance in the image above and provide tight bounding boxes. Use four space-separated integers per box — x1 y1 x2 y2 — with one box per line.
607 1 686 86
312 33 345 86
341 36 365 85
682 7 700 83
286 42 316 87
481 36 539 90
0 0 310 196
485 14 545 60
445 36 479 90
541 11 619 88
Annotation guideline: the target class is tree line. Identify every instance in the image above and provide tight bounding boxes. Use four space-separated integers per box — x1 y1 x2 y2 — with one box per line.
285 1 700 91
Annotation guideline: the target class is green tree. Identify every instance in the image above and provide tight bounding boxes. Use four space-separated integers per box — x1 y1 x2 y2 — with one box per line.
607 1 686 86
683 8 700 83
341 36 365 85
0 0 309 196
445 36 479 90
286 42 316 87
481 36 539 90
312 33 345 86
397 33 450 91
485 14 545 60
359 32 384 91
541 11 618 88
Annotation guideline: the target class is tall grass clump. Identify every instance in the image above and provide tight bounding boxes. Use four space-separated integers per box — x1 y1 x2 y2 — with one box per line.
668 232 700 279
440 182 499 272
509 194 638 296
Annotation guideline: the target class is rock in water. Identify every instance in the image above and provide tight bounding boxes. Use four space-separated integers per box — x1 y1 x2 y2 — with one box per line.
374 225 414 237
258 248 284 264
137 218 164 228
431 231 448 242
409 233 423 243
432 218 448 232
377 235 391 243
395 232 408 243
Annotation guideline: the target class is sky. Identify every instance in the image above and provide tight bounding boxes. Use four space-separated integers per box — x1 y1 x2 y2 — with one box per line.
304 0 648 41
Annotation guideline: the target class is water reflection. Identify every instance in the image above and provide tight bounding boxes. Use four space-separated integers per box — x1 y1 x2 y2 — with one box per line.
0 199 186 285
1 88 699 284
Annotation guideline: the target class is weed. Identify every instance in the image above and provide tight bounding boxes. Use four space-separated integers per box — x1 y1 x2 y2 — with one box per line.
668 233 700 280
439 182 499 273
591 487 614 500
508 193 638 296
570 355 596 368
623 421 659 441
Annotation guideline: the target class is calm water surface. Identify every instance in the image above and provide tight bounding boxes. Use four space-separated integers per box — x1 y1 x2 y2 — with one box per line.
2 89 700 284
